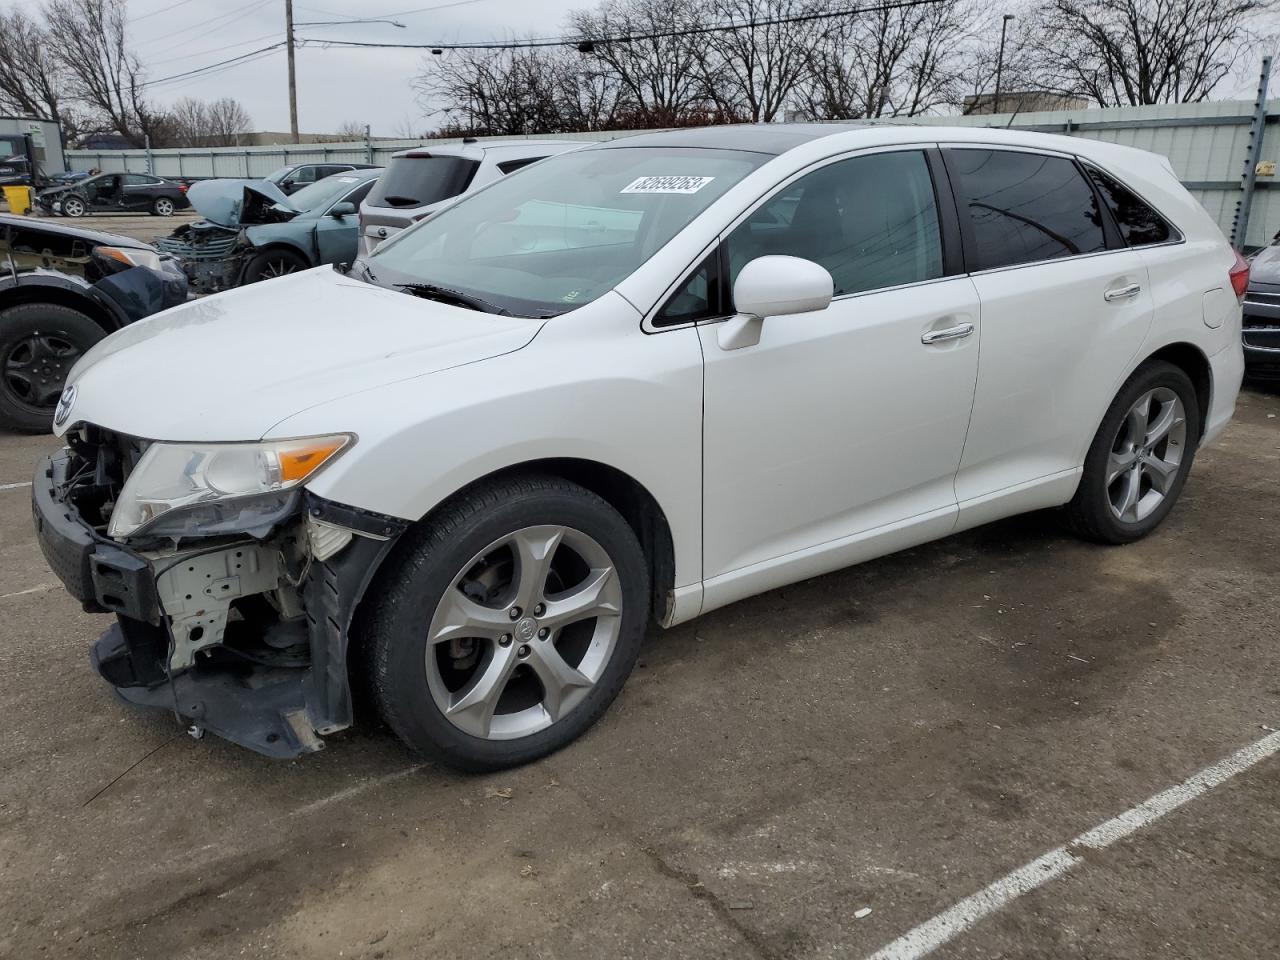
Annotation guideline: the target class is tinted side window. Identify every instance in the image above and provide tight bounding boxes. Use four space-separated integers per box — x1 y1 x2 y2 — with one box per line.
366 155 480 209
655 250 722 327
947 150 1105 270
1085 166 1174 246
342 181 375 207
724 150 943 298
497 157 544 175
291 165 318 184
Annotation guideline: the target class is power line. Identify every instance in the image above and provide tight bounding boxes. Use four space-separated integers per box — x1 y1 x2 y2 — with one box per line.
130 0 203 22
136 0 946 92
141 41 287 88
134 0 270 49
297 0 949 52
147 31 281 68
297 0 490 20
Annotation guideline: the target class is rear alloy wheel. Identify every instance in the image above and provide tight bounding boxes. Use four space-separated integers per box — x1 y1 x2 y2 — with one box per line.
61 195 86 217
243 249 308 284
0 303 104 433
1064 360 1200 544
366 475 649 771
151 197 175 216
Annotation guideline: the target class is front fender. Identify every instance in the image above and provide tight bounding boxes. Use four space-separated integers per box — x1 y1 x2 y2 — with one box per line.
270 295 706 593
243 225 315 265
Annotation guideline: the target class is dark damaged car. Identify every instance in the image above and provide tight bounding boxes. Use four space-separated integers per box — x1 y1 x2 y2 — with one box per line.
0 214 187 431
156 169 381 294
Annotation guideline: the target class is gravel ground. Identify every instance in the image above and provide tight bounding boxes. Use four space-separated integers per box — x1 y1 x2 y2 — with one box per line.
0 385 1277 960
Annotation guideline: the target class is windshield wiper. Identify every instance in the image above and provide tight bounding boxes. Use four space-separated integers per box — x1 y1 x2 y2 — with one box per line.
396 283 511 316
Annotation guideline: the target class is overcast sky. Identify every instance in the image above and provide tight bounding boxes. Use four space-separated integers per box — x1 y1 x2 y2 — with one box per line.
128 0 588 136
2 0 1275 137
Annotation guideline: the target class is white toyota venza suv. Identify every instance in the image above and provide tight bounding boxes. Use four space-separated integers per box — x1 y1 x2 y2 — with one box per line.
34 124 1246 770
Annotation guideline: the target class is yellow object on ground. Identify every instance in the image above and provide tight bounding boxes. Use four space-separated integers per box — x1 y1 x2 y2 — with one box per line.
2 185 32 215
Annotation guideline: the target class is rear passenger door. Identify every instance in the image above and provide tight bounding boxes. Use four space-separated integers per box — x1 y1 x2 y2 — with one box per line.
944 146 1154 516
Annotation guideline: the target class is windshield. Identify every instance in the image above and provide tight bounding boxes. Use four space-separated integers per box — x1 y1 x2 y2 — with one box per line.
284 174 365 213
367 146 768 316
265 166 293 183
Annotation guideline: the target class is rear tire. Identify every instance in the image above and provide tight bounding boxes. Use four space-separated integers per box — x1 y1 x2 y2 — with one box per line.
363 474 649 772
151 197 175 216
0 302 104 433
242 248 308 284
1063 360 1201 544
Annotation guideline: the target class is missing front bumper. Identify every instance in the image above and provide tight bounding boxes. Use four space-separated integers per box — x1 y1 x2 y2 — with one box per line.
33 450 407 758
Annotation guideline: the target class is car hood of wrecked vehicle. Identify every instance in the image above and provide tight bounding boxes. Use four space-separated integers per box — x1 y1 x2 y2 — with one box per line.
54 267 542 442
184 178 301 227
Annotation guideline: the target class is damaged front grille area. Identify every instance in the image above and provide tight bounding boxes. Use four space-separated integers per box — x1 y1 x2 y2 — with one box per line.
156 222 246 294
61 424 151 531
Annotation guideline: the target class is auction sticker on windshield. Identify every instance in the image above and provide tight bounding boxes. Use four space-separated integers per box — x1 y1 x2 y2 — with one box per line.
621 175 715 194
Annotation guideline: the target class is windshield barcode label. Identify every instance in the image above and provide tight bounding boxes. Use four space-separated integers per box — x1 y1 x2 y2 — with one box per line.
621 176 715 195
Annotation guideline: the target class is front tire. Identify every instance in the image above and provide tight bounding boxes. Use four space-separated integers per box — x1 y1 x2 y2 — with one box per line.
1064 360 1201 544
242 249 308 284
364 475 649 771
0 303 104 433
61 195 86 217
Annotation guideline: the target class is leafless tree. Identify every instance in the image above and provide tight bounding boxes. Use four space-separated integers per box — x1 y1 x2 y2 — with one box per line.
793 0 976 119
335 120 369 141
0 10 71 128
1031 0 1276 106
43 0 158 146
692 0 819 122
205 97 253 145
569 0 712 126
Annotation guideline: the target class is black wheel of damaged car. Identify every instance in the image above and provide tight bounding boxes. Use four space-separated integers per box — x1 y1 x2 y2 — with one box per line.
0 303 104 433
60 195 86 218
151 197 175 216
363 474 650 772
243 249 309 284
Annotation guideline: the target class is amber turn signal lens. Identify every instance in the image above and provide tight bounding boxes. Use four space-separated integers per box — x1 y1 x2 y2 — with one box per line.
278 438 348 483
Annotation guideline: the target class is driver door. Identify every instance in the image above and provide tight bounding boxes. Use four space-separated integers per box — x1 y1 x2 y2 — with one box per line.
696 148 981 604
314 180 374 264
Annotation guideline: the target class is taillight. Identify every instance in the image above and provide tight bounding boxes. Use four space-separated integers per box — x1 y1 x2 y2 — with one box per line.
1229 250 1250 301
178 183 188 193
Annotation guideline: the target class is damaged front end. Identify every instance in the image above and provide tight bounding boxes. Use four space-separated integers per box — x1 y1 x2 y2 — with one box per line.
155 179 299 295
32 426 406 758
155 221 249 295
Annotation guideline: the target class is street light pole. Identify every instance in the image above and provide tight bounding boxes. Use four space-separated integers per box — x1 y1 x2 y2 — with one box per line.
993 13 1015 115
285 0 298 142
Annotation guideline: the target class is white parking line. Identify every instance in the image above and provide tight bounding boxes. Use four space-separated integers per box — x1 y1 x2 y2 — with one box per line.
0 583 55 600
864 729 1280 960
0 481 31 490
289 764 427 817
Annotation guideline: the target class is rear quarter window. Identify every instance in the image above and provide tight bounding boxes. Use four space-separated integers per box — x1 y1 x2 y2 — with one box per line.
1085 166 1177 246
366 155 480 209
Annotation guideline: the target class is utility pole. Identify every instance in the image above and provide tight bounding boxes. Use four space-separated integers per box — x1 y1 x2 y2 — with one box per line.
993 14 1014 115
285 0 298 143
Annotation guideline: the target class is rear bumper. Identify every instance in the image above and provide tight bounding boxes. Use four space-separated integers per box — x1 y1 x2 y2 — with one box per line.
32 450 406 759
1203 340 1245 447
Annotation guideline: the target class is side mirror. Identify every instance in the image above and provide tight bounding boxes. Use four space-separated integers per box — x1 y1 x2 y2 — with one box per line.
330 202 356 219
719 255 834 350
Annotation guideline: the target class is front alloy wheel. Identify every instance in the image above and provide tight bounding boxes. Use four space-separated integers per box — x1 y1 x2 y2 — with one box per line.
365 475 649 771
426 525 624 740
61 195 86 217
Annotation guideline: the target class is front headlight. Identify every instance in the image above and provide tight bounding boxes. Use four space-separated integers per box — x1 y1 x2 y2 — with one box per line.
96 245 163 273
108 434 354 540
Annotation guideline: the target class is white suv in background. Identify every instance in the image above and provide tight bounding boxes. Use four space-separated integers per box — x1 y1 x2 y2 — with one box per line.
358 138 591 254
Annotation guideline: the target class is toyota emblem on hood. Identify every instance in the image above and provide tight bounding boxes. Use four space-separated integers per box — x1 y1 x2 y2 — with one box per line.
53 384 76 427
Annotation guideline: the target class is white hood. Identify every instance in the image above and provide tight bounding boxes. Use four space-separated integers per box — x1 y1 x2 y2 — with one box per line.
58 268 542 441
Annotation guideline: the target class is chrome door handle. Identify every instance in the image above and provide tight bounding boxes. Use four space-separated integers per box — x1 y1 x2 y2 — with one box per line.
1104 283 1142 302
921 322 975 345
